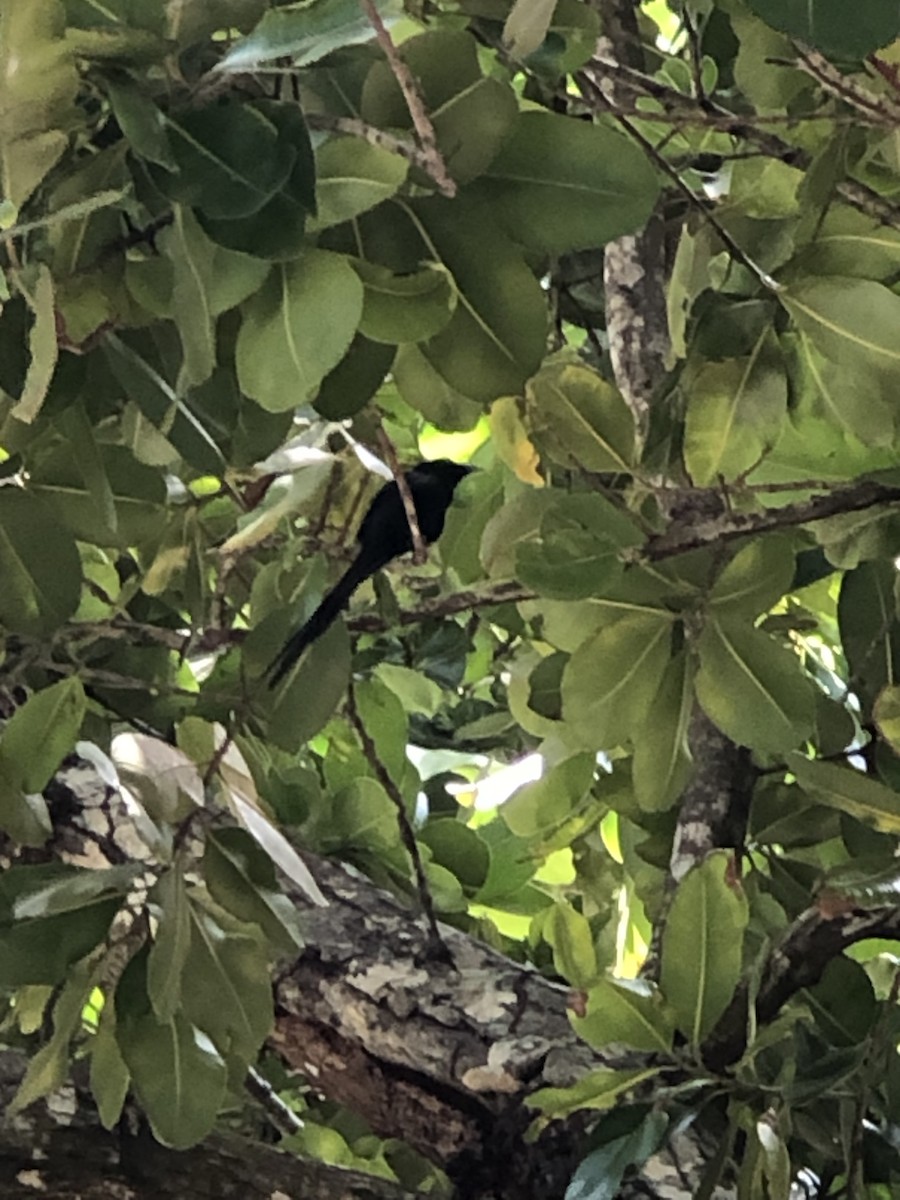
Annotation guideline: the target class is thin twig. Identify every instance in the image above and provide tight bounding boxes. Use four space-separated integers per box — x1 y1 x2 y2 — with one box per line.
345 676 447 959
358 0 456 198
244 1066 303 1136
375 426 427 564
306 112 441 176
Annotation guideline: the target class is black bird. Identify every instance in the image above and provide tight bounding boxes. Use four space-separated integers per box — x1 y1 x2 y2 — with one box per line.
267 459 472 687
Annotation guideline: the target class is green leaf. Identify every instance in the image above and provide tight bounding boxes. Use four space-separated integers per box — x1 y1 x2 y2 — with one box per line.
562 614 673 750
315 333 395 420
153 101 291 220
684 332 787 485
312 137 407 230
526 361 635 474
528 1066 660 1118
162 207 270 388
695 616 815 755
0 678 86 793
376 662 443 717
472 112 661 255
0 0 79 208
838 561 900 712
566 1109 669 1200
782 330 894 450
103 333 227 473
261 620 353 753
0 865 122 985
90 1000 130 1130
9 967 92 1114
659 851 748 1044
204 828 304 953
11 264 57 424
106 78 175 168
545 901 598 988
515 493 643 600
502 0 556 58
117 1010 227 1149
503 754 594 837
221 0 399 70
199 100 316 260
236 250 364 411
418 820 490 891
632 652 694 813
182 900 273 1063
786 753 900 835
781 277 900 388
392 343 483 431
708 535 796 616
30 442 167 547
0 488 81 634
355 261 455 344
361 30 517 184
573 977 674 1054
411 198 547 402
746 0 900 58
147 866 191 1023
331 777 400 853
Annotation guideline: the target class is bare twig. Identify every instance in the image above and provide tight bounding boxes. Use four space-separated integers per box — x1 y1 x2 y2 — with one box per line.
345 677 447 959
375 426 427 564
244 1066 303 1137
358 0 456 198
305 112 442 176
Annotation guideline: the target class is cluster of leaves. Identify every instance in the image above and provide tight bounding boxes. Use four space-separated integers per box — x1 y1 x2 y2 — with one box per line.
4 0 900 1194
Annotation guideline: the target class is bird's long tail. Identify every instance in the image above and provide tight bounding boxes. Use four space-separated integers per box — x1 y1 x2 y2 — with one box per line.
267 554 371 688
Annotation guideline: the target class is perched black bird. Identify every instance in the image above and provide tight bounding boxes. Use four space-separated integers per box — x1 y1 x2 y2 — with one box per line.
267 459 472 687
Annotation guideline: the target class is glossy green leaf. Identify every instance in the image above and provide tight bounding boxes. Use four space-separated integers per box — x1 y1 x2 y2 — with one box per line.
838 561 900 712
9 967 92 1114
0 489 81 634
573 977 674 1054
708 535 796 616
30 443 167 546
0 678 85 793
182 901 273 1063
221 0 398 70
746 0 900 57
103 333 227 473
566 1109 668 1200
0 0 78 208
502 0 556 58
516 492 643 601
204 828 304 953
410 198 547 402
562 613 673 750
147 866 191 1023
659 851 748 1044
526 361 635 473
528 1067 660 1118
313 137 407 229
782 277 900 388
392 343 483 430
361 30 517 184
355 261 455 344
236 250 363 411
153 101 291 219
11 264 57 423
90 1001 130 1130
545 901 598 988
472 112 661 255
695 616 815 755
786 753 900 835
0 865 121 985
632 652 694 813
315 333 395 420
503 754 594 837
685 333 787 485
117 1010 227 1149
418 820 490 891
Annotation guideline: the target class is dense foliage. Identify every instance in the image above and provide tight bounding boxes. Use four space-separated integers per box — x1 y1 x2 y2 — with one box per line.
4 0 900 1194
